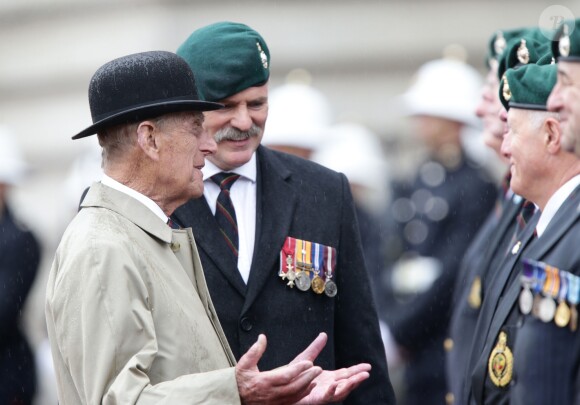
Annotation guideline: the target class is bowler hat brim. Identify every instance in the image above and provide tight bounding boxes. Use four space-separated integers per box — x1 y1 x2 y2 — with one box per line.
72 99 223 140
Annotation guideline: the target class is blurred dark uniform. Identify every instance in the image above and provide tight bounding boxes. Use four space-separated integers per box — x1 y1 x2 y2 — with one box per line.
383 152 496 405
0 206 41 404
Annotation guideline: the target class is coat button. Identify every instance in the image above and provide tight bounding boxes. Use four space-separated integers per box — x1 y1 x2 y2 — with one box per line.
170 242 180 252
445 392 454 404
443 338 454 352
240 317 253 332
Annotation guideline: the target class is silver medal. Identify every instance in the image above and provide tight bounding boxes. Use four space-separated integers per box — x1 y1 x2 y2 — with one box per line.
324 279 338 297
295 271 311 291
538 296 556 323
519 287 533 315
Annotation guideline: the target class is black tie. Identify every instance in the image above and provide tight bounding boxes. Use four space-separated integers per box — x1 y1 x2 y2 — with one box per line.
211 172 241 257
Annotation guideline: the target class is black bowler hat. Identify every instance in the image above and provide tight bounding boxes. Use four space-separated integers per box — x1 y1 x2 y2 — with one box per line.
72 51 223 140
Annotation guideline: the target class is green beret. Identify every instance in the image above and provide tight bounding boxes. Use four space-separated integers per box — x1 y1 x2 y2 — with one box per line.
485 27 528 69
177 21 270 102
499 61 557 111
552 19 580 62
497 34 550 80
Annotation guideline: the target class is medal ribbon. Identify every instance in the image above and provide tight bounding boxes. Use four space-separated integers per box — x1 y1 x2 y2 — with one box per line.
521 259 534 287
567 272 580 306
558 269 569 303
324 245 337 281
533 261 546 294
279 237 296 277
295 239 313 273
543 265 560 299
313 242 324 277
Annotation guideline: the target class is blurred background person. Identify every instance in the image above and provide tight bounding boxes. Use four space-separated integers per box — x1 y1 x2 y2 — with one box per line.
378 54 498 405
263 69 333 160
0 126 42 405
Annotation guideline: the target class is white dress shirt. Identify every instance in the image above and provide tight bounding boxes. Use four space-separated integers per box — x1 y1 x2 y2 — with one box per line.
536 174 580 237
101 174 168 223
202 155 257 283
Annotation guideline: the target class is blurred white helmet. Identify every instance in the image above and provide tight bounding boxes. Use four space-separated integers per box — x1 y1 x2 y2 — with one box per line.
0 126 27 185
402 57 483 128
264 82 333 151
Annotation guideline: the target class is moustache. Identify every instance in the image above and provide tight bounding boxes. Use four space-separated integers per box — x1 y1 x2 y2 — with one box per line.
214 125 262 143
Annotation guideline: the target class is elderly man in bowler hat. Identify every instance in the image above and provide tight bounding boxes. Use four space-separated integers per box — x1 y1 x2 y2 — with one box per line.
172 22 396 404
45 50 369 404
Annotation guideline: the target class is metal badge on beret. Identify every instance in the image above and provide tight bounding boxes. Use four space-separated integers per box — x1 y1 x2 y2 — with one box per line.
488 331 514 387
517 39 530 64
257 42 268 69
559 24 571 57
494 31 507 56
502 74 512 102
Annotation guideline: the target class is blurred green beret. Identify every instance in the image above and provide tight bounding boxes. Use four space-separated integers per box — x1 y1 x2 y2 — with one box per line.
552 19 580 62
497 34 551 80
499 60 557 111
486 27 528 69
177 21 270 102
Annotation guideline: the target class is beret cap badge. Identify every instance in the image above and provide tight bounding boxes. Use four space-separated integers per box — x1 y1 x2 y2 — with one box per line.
502 74 512 101
494 31 507 56
257 42 268 69
517 39 530 64
559 24 571 57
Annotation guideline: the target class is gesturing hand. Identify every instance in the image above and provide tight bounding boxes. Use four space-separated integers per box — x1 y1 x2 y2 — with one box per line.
236 334 322 405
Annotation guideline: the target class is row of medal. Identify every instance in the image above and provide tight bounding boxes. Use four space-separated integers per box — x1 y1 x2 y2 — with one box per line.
519 258 579 331
278 237 338 298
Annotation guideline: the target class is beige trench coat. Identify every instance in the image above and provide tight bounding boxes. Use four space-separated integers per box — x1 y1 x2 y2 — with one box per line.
46 182 240 404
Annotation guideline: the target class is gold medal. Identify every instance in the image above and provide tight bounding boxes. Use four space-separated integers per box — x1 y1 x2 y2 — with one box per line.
311 275 325 294
488 331 513 387
555 300 571 328
468 276 482 309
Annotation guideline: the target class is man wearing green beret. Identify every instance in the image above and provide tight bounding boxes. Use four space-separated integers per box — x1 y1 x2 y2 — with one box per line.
172 21 395 404
548 19 580 156
465 60 580 404
445 27 544 405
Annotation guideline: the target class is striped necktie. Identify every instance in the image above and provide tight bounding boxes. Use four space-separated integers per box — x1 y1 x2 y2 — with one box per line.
211 172 241 257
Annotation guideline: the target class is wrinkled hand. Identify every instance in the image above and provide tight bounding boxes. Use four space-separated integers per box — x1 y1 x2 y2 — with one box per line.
290 332 371 404
293 364 371 404
236 334 323 405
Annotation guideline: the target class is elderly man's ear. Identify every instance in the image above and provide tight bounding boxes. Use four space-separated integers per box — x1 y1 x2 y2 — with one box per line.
544 117 562 154
137 121 161 160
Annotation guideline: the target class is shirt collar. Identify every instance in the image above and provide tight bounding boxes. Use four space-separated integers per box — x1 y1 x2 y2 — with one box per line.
202 153 257 183
101 174 169 223
536 173 580 237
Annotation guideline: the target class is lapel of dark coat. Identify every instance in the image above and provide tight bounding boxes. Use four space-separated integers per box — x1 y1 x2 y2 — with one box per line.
172 194 248 297
242 146 298 313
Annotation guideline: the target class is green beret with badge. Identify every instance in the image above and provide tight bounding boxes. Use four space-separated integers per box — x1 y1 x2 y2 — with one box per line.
499 58 557 112
177 21 270 102
552 19 580 62
497 33 551 81
486 28 528 70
